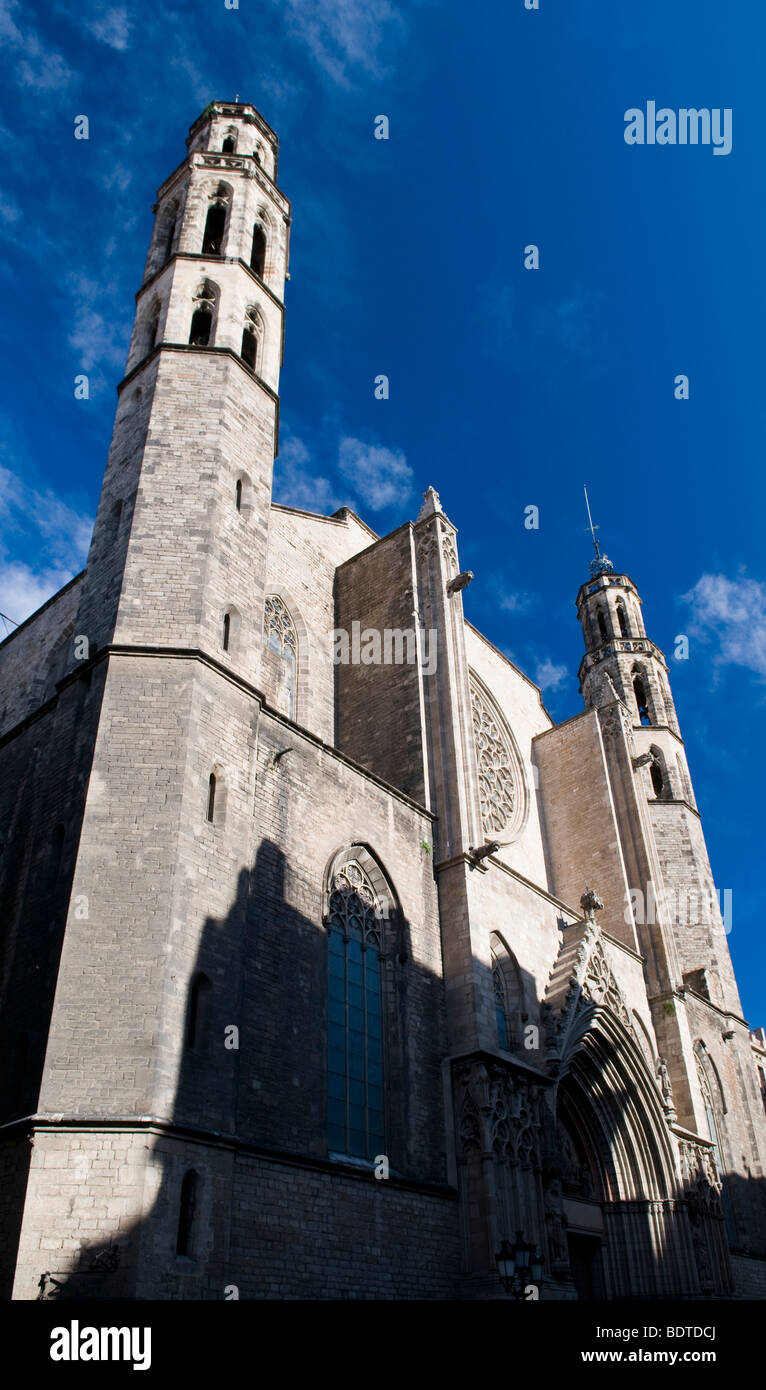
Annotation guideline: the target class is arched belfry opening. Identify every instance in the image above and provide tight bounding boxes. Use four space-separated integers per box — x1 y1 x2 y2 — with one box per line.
189 280 218 348
250 222 266 278
632 670 651 725
201 183 230 255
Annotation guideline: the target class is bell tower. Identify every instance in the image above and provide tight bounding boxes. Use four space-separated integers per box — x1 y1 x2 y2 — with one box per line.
74 100 290 678
10 103 292 1299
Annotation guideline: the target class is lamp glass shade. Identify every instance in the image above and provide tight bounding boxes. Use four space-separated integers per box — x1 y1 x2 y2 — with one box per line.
496 1240 515 1280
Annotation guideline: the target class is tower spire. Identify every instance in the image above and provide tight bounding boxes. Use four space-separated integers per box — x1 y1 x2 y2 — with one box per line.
583 484 613 576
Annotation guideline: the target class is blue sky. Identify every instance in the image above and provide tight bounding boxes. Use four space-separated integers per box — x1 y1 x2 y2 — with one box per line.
1 0 764 1023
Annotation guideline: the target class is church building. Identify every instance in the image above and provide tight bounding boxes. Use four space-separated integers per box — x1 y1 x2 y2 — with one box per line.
1 101 765 1300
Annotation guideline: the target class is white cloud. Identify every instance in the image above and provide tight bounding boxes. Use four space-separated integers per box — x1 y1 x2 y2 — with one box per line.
272 433 349 514
338 436 412 511
0 197 20 224
86 6 130 50
534 657 569 692
0 461 93 625
498 589 535 614
0 560 75 628
682 572 766 680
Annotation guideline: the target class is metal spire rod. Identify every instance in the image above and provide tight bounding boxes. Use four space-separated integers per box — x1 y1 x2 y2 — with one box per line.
583 484 602 558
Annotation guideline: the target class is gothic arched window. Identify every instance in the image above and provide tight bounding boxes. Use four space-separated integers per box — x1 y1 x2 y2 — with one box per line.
235 479 242 512
222 130 237 153
616 599 629 638
263 594 297 718
597 608 608 641
493 963 510 1051
633 673 651 726
222 612 231 652
490 933 523 1051
327 858 385 1160
176 1170 199 1256
250 223 266 277
695 1045 736 1242
649 747 665 797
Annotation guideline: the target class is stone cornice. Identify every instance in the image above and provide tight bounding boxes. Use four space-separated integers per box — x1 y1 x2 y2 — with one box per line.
0 1113 456 1199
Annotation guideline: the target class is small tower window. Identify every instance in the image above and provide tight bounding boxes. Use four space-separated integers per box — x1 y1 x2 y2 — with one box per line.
633 675 651 726
202 200 227 255
45 824 65 891
616 600 629 639
650 756 664 797
206 773 217 822
176 1170 199 1257
235 479 242 512
222 612 231 651
250 224 266 278
222 132 237 153
185 973 212 1051
241 327 257 371
189 306 212 347
165 219 176 263
597 609 608 642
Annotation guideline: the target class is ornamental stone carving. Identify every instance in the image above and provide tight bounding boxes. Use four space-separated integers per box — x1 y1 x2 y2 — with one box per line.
470 675 526 839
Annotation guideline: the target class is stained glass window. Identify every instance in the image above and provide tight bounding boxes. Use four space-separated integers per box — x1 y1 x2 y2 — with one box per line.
327 861 385 1160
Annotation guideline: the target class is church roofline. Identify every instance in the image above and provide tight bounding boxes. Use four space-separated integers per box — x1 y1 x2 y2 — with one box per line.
270 501 379 540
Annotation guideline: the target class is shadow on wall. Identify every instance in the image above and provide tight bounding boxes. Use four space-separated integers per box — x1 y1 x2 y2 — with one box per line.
29 837 463 1302
6 832 766 1302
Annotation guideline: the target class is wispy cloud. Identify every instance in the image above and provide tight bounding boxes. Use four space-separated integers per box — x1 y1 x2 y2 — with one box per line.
0 461 93 625
277 0 406 86
497 588 536 615
85 6 131 50
274 429 413 518
273 433 350 513
482 280 610 371
0 0 73 90
66 273 131 374
682 572 766 681
534 656 569 692
338 436 412 511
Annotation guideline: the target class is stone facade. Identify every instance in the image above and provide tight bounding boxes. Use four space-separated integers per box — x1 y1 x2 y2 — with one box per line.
1 102 765 1301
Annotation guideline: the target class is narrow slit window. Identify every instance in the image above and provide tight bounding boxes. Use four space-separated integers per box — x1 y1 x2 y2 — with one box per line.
176 1170 198 1256
185 973 212 1051
207 773 216 822
241 327 257 371
235 479 242 512
222 612 231 651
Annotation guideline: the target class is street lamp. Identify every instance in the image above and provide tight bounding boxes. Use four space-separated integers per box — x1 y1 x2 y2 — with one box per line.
496 1230 544 1299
